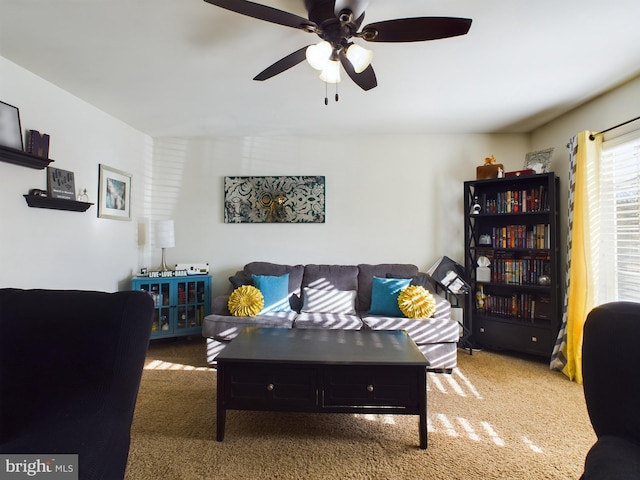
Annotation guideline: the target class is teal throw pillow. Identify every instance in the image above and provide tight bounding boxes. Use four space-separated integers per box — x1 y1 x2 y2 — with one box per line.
369 276 412 316
251 273 293 313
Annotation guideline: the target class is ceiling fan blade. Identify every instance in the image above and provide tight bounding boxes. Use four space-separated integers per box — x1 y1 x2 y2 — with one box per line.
254 46 310 81
339 52 377 91
361 17 472 42
203 0 316 31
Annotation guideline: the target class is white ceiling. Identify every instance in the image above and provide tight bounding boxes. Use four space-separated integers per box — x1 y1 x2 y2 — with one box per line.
2 0 640 137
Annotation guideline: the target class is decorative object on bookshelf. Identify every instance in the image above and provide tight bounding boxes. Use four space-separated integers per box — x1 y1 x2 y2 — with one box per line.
0 100 23 150
47 167 76 200
476 256 491 282
537 275 551 286
98 164 132 220
26 130 50 159
505 169 535 177
470 196 482 215
476 155 504 180
524 148 553 173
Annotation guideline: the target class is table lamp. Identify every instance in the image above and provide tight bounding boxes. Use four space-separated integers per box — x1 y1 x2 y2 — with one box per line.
155 219 175 271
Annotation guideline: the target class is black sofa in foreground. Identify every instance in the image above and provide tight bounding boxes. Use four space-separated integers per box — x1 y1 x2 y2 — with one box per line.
580 301 640 479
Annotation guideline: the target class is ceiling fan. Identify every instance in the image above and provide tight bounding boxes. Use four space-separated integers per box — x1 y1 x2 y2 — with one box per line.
203 0 472 93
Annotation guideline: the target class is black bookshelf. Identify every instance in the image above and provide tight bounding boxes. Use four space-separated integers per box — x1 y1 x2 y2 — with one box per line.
463 173 561 357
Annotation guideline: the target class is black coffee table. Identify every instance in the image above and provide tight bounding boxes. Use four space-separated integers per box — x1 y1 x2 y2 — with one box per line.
216 327 429 448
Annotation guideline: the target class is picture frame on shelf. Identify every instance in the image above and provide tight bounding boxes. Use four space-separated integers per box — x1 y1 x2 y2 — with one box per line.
524 148 554 174
47 167 76 200
98 164 132 220
0 100 24 150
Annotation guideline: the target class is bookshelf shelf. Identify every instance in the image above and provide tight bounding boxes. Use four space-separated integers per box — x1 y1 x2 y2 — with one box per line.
464 173 561 357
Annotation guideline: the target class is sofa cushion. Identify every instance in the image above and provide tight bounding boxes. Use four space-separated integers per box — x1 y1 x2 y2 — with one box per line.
362 315 460 344
244 262 304 311
252 274 293 313
387 272 431 288
368 276 411 317
294 312 363 330
229 272 252 289
302 264 359 291
301 288 357 314
357 264 419 312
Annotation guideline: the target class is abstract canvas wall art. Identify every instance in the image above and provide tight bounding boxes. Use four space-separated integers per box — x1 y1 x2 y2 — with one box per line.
224 176 325 223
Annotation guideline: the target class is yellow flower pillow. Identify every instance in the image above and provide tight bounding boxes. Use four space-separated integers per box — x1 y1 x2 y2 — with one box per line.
397 285 436 319
228 285 264 317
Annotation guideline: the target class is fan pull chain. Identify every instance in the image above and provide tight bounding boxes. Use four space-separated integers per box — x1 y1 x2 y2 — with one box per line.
324 82 339 105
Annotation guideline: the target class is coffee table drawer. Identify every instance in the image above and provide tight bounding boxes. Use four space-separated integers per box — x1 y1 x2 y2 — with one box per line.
322 365 419 408
224 364 318 409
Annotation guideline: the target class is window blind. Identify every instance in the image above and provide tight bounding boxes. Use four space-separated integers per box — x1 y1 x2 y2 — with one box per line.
599 130 640 302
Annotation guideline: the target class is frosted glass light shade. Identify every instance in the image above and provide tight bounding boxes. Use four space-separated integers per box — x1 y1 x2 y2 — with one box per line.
155 220 175 248
306 41 332 70
346 43 373 73
319 59 341 83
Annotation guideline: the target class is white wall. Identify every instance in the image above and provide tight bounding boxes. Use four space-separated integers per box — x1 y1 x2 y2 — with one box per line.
0 57 152 291
154 134 528 296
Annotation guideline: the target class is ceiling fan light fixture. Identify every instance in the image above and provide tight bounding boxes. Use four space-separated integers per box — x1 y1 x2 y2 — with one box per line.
319 59 341 84
306 41 332 70
345 43 373 73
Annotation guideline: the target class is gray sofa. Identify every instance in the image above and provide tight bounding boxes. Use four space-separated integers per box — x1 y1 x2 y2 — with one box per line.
203 262 460 372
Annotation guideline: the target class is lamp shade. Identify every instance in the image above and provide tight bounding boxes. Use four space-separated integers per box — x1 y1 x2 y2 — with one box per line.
319 59 341 84
306 41 332 70
155 220 175 249
345 43 373 73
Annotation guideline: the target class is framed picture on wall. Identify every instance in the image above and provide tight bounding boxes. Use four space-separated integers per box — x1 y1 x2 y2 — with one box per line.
0 100 24 150
98 164 132 220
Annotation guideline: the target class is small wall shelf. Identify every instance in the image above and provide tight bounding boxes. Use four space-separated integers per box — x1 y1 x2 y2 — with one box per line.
23 195 93 212
0 145 54 170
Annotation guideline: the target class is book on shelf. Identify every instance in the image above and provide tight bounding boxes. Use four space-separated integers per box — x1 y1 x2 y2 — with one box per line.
476 292 552 322
488 251 550 285
488 223 550 249
480 185 549 214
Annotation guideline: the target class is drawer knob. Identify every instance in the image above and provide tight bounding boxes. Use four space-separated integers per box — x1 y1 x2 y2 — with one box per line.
367 385 374 393
266 383 274 391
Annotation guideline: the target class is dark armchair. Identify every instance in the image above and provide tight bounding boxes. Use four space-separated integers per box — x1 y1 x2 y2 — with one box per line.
581 301 640 479
0 288 154 480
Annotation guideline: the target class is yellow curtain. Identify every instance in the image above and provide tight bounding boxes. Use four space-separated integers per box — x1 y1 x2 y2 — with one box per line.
552 131 601 383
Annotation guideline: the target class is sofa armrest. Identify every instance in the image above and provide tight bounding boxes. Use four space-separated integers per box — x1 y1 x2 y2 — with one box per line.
431 290 451 321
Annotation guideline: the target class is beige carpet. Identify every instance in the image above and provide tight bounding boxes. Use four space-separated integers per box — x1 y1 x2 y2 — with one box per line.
126 338 595 480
